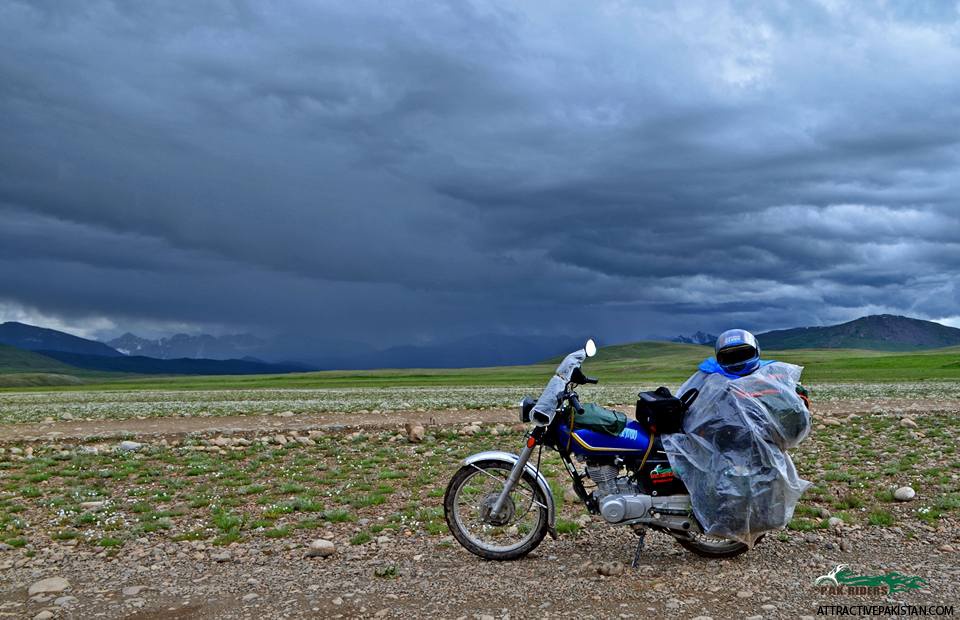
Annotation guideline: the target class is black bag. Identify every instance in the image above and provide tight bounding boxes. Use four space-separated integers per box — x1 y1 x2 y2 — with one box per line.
636 387 699 434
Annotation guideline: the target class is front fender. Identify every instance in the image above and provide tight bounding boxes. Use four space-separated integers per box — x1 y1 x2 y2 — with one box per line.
461 450 558 538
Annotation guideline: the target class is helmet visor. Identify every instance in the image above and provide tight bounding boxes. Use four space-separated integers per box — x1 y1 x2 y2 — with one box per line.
717 344 758 368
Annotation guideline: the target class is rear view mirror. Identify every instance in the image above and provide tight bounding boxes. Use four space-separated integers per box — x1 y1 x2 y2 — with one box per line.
584 339 597 357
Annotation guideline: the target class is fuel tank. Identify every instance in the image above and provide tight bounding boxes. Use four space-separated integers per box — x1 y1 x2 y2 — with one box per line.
555 419 651 457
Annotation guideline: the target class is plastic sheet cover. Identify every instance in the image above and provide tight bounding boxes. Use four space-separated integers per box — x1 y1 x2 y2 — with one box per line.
662 362 812 546
531 348 587 426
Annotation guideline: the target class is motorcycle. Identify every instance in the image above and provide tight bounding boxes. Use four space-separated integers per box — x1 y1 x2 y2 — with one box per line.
443 339 752 565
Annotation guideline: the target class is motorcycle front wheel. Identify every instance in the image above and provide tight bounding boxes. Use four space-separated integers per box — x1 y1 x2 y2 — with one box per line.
443 460 550 561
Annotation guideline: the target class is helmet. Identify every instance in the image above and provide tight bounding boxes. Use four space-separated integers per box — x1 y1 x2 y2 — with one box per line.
715 329 760 376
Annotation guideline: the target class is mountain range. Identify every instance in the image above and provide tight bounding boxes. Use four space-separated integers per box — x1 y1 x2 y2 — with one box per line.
1 314 958 377
0 321 122 357
37 350 309 375
670 331 718 346
0 321 307 376
108 332 266 360
668 315 960 352
757 314 960 351
0 321 581 374
108 331 584 370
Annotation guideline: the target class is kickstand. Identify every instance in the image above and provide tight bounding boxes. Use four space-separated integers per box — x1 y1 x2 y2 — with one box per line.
630 527 646 569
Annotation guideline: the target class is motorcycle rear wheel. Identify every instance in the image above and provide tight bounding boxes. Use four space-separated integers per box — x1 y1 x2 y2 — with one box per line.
676 532 756 558
444 461 549 561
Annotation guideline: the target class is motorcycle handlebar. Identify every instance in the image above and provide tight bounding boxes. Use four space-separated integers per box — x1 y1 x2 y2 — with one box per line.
570 366 598 385
567 393 584 416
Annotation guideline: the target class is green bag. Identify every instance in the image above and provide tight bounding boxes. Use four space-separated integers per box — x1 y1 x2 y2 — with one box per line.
571 403 628 436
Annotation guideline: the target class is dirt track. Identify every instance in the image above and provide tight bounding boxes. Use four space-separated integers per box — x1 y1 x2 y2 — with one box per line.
1 397 957 444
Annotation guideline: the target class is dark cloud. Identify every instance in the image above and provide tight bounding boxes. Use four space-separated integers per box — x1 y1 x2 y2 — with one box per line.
1 0 959 355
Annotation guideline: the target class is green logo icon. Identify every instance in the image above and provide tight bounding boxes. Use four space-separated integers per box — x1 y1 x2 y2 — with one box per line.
814 564 928 594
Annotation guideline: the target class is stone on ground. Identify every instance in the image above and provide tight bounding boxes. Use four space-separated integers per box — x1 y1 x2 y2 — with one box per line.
305 539 336 558
596 561 624 576
404 421 425 443
28 576 70 595
894 486 916 501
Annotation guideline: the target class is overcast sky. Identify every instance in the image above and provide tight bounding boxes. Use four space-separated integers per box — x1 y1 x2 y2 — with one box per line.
1 0 959 348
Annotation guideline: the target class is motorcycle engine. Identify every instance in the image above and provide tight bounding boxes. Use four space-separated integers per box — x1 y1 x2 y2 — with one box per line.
584 463 621 498
584 461 656 524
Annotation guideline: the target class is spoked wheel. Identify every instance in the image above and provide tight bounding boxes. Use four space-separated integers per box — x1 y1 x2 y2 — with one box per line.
443 460 549 561
676 531 758 558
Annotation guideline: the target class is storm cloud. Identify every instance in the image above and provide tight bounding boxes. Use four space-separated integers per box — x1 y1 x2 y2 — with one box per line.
1 0 959 352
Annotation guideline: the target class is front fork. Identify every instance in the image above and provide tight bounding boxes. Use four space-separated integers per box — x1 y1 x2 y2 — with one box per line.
489 429 542 519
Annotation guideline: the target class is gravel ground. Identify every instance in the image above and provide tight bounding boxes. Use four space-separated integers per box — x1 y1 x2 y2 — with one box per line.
1 392 959 619
2 519 958 619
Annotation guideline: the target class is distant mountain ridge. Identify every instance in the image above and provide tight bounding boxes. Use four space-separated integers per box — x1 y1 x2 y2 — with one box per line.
108 332 266 360
0 322 311 376
110 331 578 369
0 322 122 357
758 314 960 351
37 350 311 376
0 321 580 372
670 331 717 346
3 315 957 377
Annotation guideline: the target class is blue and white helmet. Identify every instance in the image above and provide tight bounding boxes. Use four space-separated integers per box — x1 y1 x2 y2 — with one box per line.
715 329 761 376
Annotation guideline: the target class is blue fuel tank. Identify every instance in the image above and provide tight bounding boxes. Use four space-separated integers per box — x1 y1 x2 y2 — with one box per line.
556 419 652 457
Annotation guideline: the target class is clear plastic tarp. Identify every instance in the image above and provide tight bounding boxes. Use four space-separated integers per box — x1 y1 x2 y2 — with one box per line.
662 362 812 546
531 348 587 426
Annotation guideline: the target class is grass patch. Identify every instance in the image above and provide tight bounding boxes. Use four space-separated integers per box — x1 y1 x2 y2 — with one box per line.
874 489 895 502
211 509 244 534
787 517 820 531
378 470 407 480
99 537 124 548
867 510 895 526
935 493 960 512
425 521 447 535
322 509 354 523
555 519 580 535
833 494 864 510
213 532 242 546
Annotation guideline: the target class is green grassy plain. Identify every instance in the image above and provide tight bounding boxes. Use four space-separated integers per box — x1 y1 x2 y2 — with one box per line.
1 341 959 392
1 412 957 552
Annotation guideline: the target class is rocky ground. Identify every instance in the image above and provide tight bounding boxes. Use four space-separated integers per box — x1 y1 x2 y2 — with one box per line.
1 394 958 619
3 519 959 619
